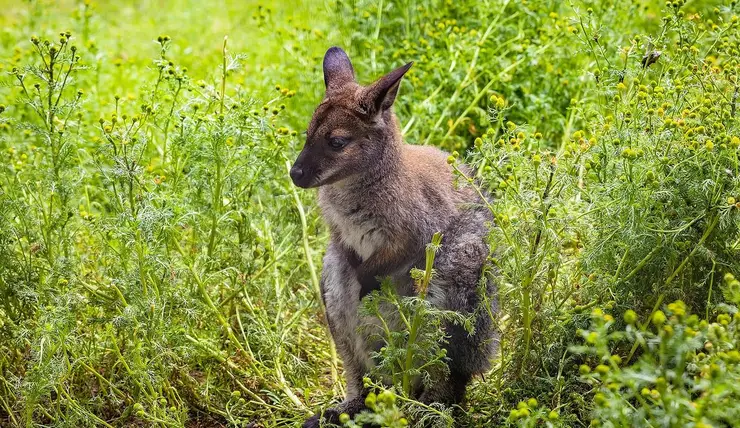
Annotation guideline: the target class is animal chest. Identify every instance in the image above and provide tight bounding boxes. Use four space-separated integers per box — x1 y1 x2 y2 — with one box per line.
323 198 387 262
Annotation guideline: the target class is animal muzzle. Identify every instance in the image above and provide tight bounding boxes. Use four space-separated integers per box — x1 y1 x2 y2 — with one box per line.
289 163 315 188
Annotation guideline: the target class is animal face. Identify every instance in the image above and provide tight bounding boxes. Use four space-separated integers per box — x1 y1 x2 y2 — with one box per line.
289 47 412 188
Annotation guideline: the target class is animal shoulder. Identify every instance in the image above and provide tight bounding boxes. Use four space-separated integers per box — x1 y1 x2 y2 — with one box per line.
401 144 449 169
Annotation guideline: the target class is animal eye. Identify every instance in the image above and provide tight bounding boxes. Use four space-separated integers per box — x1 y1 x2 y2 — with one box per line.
328 137 347 150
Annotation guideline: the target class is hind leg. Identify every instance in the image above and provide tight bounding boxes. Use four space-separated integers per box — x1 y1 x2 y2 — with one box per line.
418 368 471 405
417 308 496 405
420 211 498 405
417 301 497 405
302 396 367 428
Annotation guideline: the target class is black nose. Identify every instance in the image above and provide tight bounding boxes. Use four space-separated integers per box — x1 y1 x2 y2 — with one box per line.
290 166 304 183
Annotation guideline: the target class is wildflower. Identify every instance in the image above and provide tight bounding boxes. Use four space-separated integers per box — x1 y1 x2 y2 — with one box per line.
378 389 395 405
717 314 731 325
364 392 376 409
685 313 699 326
652 310 666 326
709 363 721 378
667 300 686 317
621 148 637 160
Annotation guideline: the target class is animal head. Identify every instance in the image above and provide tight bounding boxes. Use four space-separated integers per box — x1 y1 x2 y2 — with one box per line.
289 47 413 188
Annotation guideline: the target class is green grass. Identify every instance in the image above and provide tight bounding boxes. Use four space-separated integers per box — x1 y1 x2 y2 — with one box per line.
1 0 739 427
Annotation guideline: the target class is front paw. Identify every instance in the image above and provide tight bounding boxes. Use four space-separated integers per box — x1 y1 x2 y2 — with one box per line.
303 408 340 428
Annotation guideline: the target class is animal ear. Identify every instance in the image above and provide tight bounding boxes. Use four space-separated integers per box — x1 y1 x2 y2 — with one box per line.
323 46 355 91
360 61 413 116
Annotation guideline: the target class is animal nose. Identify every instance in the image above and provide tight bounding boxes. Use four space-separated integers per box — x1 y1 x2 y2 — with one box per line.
290 166 304 183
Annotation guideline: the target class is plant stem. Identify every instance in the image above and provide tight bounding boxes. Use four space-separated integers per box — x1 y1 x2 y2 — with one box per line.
220 36 228 116
625 213 719 364
402 233 442 395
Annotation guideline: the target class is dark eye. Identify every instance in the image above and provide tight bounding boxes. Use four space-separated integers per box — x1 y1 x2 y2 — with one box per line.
329 137 347 150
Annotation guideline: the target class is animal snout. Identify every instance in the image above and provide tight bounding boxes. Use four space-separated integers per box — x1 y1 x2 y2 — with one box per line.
290 165 311 188
290 166 304 181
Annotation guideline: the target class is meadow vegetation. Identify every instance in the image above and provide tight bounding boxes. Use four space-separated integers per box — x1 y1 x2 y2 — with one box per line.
1 0 739 427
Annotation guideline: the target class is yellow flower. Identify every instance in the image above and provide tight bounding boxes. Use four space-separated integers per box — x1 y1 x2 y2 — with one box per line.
652 310 666 326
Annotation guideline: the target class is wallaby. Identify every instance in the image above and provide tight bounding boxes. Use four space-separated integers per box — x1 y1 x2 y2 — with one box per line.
290 47 498 427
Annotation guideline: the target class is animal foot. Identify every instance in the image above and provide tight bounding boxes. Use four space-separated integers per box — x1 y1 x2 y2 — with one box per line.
302 408 340 428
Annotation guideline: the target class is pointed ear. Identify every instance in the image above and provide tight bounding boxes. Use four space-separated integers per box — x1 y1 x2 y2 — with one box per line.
323 47 355 91
360 61 413 116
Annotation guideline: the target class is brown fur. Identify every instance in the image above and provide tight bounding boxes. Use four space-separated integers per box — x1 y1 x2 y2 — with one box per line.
292 47 498 427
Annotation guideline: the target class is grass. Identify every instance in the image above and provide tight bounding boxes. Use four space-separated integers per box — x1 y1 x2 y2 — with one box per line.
1 0 739 427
